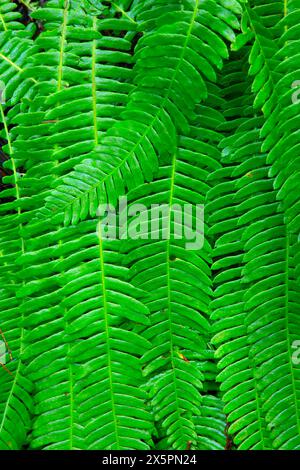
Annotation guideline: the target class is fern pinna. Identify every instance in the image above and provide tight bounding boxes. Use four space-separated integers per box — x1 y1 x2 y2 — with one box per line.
0 0 299 451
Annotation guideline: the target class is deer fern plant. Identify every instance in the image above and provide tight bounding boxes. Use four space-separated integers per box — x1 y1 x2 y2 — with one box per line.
0 0 299 451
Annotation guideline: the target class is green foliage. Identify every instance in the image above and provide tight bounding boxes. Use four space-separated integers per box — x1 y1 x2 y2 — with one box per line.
0 0 299 451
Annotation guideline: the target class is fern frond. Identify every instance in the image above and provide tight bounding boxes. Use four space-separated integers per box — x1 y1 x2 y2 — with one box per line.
41 0 241 225
0 103 33 450
1 0 300 452
17 220 152 450
208 56 273 450
265 4 300 235
0 1 152 450
0 0 26 31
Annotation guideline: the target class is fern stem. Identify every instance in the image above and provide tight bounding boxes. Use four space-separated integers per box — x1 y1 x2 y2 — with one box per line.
57 0 69 91
0 53 21 72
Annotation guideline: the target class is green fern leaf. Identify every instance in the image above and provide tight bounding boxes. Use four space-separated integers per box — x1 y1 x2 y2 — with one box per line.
41 0 240 225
